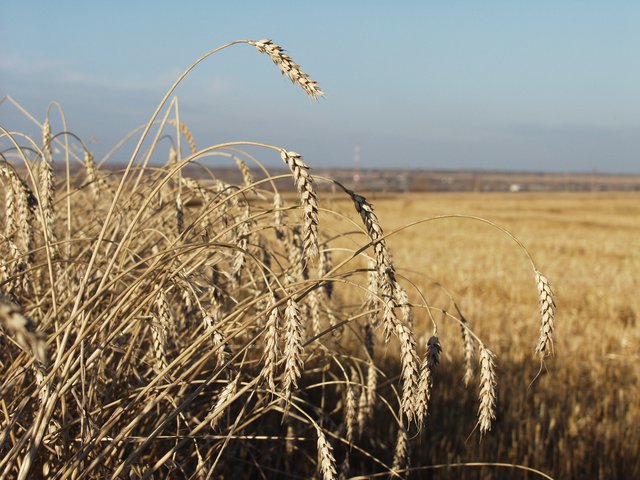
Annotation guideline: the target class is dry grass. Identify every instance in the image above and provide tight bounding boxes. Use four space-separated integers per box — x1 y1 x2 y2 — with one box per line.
1 38 631 479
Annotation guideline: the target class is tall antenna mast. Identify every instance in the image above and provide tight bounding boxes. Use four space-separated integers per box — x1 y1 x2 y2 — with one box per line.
353 143 361 185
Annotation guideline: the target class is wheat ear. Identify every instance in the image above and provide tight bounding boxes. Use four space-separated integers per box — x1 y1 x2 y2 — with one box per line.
348 191 393 272
318 247 334 298
307 287 322 337
344 369 358 444
234 156 254 187
478 346 497 435
365 357 377 405
394 281 414 328
316 425 338 480
348 191 397 340
202 311 229 368
273 192 286 239
416 335 442 428
391 425 409 476
39 154 57 248
535 271 556 358
84 151 107 198
3 179 16 238
1 157 35 258
261 303 280 392
3 238 28 296
250 39 324 100
280 149 319 260
0 299 47 364
396 321 420 423
282 296 304 403
460 319 475 387
151 291 173 369
18 179 35 257
231 210 252 285
168 118 197 154
42 117 53 158
363 261 379 324
176 194 184 234
209 376 239 429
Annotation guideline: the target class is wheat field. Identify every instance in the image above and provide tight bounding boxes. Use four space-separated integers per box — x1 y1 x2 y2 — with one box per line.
323 191 639 479
0 39 636 479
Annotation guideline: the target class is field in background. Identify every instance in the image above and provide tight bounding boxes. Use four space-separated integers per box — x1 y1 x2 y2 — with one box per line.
320 191 639 479
183 166 640 193
326 170 640 193
35 163 640 194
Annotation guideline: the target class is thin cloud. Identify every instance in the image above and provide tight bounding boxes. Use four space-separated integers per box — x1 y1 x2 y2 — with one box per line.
0 50 216 95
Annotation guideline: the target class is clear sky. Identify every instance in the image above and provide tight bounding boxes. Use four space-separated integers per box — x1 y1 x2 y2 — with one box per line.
1 1 639 173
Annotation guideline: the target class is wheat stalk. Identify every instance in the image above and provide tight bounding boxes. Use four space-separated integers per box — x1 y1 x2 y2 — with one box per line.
260 302 280 392
202 290 225 358
348 191 393 271
396 321 420 423
151 290 173 369
282 296 304 403
38 155 57 250
0 299 47 364
250 39 324 100
365 358 377 402
344 369 358 444
273 192 286 240
316 425 337 480
231 208 252 283
16 178 35 259
1 167 35 256
34 363 63 462
391 425 409 476
285 423 296 457
181 175 214 232
307 287 322 337
83 151 108 198
356 388 369 440
209 376 239 429
478 346 497 435
280 149 318 261
42 118 53 159
416 335 442 428
168 118 197 155
318 247 334 299
348 191 398 340
181 176 212 203
1 292 59 461
535 271 556 359
3 238 30 296
166 145 178 168
394 281 414 328
3 180 16 238
175 194 184 234
234 156 254 187
210 327 230 367
363 262 379 325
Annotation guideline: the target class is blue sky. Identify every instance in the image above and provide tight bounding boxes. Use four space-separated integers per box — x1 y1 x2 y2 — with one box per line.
1 1 639 172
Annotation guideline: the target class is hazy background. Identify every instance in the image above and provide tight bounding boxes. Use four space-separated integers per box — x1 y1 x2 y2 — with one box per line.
1 0 638 173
